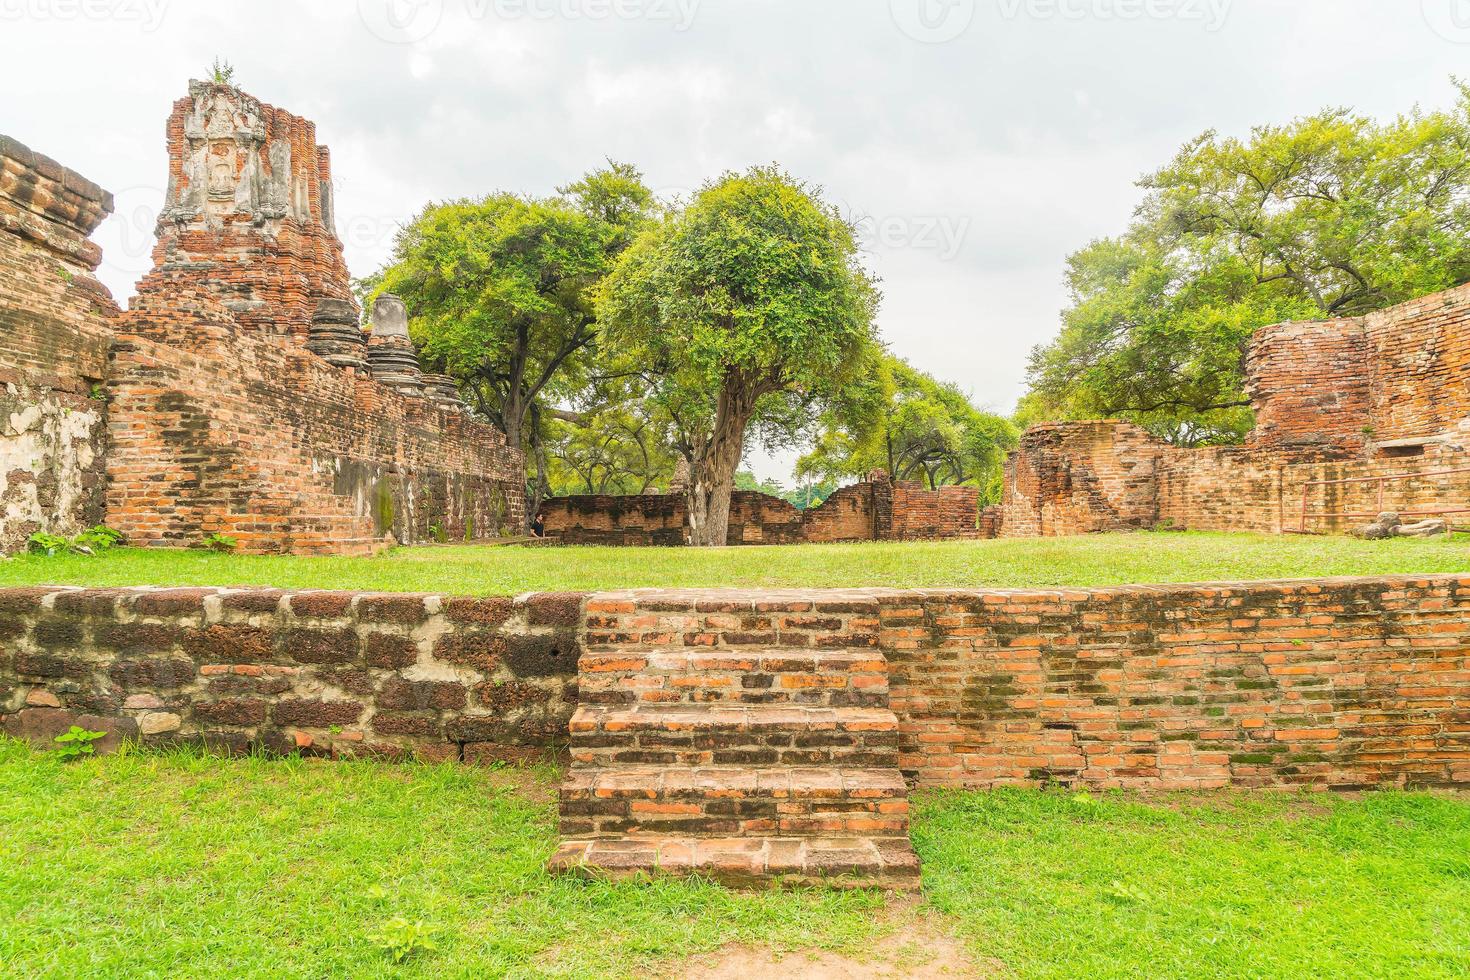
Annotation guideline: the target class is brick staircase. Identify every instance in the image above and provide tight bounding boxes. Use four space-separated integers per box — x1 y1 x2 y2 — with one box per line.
549 604 920 889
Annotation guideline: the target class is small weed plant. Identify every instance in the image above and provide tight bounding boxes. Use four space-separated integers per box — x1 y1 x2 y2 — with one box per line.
369 917 439 963
53 726 106 760
27 526 124 557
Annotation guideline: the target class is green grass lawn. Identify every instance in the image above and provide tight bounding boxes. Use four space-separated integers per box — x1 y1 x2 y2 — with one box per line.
0 531 1466 595
1 740 1466 978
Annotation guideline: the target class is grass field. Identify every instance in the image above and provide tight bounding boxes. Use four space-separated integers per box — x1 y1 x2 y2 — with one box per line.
0 531 1466 595
1 739 1467 978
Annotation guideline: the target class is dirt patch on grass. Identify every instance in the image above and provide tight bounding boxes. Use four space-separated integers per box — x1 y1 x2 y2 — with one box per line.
675 900 992 979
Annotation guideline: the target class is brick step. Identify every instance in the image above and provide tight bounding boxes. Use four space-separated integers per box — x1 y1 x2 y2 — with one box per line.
569 705 899 768
559 766 909 838
548 835 921 890
577 649 889 707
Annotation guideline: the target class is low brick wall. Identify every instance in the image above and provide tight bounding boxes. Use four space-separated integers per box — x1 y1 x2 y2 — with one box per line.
5 575 1468 791
0 587 582 762
540 478 977 547
584 575 1470 790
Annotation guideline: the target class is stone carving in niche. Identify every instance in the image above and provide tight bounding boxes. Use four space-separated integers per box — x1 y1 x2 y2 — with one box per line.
159 81 301 232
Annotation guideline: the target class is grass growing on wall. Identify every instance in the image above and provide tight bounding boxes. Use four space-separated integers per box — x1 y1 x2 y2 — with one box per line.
0 739 1466 978
0 531 1466 595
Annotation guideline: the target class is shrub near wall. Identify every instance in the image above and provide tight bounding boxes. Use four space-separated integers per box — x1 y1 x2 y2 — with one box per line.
0 587 583 762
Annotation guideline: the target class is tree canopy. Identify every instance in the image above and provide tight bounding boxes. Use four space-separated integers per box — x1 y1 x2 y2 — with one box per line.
1024 84 1470 445
597 165 880 544
799 353 1018 501
368 162 652 456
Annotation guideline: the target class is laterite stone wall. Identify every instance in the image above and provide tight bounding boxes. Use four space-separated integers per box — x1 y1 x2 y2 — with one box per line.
0 587 583 762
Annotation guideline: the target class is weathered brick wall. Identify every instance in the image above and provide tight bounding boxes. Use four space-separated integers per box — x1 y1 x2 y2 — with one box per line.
0 587 583 762
538 494 686 546
6 576 1468 789
581 576 1470 790
0 134 118 553
541 478 976 546
801 481 879 543
890 483 980 540
1360 284 1470 446
1246 319 1371 457
726 490 806 544
1000 421 1162 537
107 304 524 554
1004 284 1470 538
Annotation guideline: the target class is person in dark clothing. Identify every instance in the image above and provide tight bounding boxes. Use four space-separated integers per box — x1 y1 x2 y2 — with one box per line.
530 512 546 538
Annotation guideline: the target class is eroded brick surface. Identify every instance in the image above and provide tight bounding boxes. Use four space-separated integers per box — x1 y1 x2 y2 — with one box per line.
1001 285 1470 537
540 475 981 546
0 587 581 762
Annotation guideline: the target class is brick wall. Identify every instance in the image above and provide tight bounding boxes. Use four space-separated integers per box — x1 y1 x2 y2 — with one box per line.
538 494 687 546
0 135 118 552
1000 421 1162 536
580 576 1470 790
541 477 976 547
890 483 980 540
1245 319 1370 457
5 576 1468 789
107 303 524 554
726 490 806 544
1002 283 1470 539
0 587 583 762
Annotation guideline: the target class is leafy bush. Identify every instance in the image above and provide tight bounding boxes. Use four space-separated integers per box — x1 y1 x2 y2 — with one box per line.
26 526 124 557
26 533 71 556
73 526 125 552
200 533 238 553
54 726 106 760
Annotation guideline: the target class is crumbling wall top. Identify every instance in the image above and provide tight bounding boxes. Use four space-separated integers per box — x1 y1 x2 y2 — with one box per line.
0 133 114 269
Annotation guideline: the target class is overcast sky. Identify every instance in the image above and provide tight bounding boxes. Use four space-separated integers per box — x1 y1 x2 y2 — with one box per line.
3 0 1468 480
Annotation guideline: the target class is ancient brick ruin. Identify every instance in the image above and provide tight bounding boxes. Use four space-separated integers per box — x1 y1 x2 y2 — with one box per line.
0 82 525 554
997 283 1470 537
541 473 983 546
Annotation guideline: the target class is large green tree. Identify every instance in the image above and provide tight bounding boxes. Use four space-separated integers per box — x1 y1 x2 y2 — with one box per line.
799 353 1018 500
1026 84 1470 444
369 163 652 456
598 166 880 546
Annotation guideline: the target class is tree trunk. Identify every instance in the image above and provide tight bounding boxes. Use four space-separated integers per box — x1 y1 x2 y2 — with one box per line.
685 378 758 547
